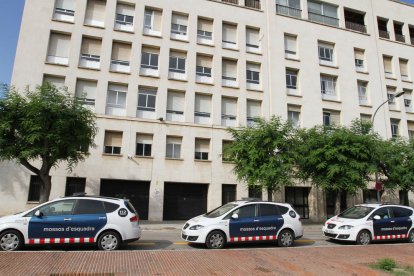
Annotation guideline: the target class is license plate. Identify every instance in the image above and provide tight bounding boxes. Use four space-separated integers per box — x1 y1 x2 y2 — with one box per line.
324 229 334 234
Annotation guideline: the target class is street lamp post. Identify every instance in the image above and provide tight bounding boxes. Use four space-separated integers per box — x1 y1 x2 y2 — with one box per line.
371 91 405 202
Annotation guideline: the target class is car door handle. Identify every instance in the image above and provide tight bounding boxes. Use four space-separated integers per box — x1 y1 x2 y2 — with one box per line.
64 218 72 221
99 217 106 220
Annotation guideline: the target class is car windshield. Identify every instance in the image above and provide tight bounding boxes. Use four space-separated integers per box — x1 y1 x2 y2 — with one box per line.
204 203 238 218
337 206 374 219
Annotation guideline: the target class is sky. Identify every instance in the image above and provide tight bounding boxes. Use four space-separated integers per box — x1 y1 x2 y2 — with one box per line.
1 0 414 85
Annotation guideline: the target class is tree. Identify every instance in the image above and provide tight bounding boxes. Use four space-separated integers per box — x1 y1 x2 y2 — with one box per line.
0 83 97 202
225 116 297 200
377 137 414 193
295 120 378 214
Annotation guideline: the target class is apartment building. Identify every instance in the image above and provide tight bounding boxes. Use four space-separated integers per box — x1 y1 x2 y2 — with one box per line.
2 0 414 221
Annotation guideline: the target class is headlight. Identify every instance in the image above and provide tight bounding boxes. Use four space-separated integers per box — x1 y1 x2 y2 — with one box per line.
338 225 354 230
189 225 204 230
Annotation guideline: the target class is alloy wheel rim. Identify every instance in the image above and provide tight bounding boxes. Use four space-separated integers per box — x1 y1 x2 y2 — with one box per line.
281 232 293 246
360 232 370 245
210 234 223 248
1 234 19 251
410 231 414 242
101 234 118 250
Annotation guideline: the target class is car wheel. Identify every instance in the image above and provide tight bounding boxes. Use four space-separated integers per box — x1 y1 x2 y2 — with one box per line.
0 230 24 251
278 229 294 247
356 230 371 245
206 231 226 249
408 229 414 243
98 231 121 251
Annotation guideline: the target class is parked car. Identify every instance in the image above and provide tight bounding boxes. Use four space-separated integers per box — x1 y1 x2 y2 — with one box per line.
322 203 414 245
182 200 303 249
0 194 141 251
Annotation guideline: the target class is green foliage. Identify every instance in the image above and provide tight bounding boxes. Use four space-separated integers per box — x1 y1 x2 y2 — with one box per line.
294 119 378 194
377 258 397 271
226 116 297 193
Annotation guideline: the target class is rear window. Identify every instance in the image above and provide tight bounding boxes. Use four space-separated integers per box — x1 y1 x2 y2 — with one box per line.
259 204 280 216
278 205 289 215
125 200 137 215
104 202 119 213
74 199 105 215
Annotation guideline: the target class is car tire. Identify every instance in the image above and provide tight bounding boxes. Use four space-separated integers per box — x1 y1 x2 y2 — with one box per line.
356 230 371 245
0 230 24 251
408 229 414 243
277 229 294 247
206 230 226 249
97 231 121 251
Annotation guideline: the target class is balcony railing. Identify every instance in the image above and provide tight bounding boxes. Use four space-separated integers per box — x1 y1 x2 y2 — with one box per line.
379 30 390 39
345 21 367 33
395 34 405 43
222 0 238 4
308 12 339 27
245 0 260 9
276 4 302 18
410 36 414 45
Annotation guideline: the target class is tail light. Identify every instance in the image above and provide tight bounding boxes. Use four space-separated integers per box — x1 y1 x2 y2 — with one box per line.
130 215 138 222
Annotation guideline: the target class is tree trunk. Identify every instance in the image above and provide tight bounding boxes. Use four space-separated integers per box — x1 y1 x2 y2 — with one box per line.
334 191 342 215
39 173 52 203
268 187 273 201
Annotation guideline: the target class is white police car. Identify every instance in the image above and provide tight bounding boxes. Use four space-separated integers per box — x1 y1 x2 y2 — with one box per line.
0 195 141 251
322 203 414 245
181 200 303 249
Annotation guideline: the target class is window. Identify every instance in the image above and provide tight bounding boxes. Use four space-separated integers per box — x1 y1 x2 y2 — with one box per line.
323 112 331 126
222 23 237 48
36 199 76 216
104 131 122 154
276 0 301 17
28 176 41 202
222 184 237 205
358 81 368 105
65 177 86 196
354 48 365 71
399 59 409 81
390 119 400 137
110 42 131 73
137 87 156 118
323 109 340 126
387 86 398 110
141 46 159 70
246 100 261 126
169 51 186 74
197 17 213 43
377 17 389 39
308 0 339 27
196 54 212 78
47 32 71 65
75 79 97 107
166 136 182 159
43 75 65 90
79 37 101 69
84 0 106 27
53 0 75 22
360 114 371 122
318 42 334 63
248 187 262 200
136 134 153 157
320 75 337 97
394 21 405 43
195 138 210 160
171 13 188 37
221 97 237 127
232 204 256 218
246 63 260 85
286 69 298 89
408 121 414 140
74 199 105 215
287 105 301 128
143 8 162 35
222 140 233 162
392 206 412 217
166 91 185 122
285 187 310 219
246 27 260 51
194 94 212 124
284 34 297 57
115 3 134 32
259 204 280 217
106 83 127 116
222 59 238 86
383 55 393 77
399 191 410 206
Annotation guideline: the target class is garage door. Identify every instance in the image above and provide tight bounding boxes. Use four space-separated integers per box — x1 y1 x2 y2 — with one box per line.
163 182 208 220
100 179 150 220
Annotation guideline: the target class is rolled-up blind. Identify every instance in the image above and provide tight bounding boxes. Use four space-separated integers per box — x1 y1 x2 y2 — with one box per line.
76 80 97 99
81 37 101 55
167 91 184 112
85 0 106 22
56 0 75 10
222 97 237 116
48 33 70 57
223 23 237 42
222 60 237 78
104 132 122 147
116 3 134 16
196 55 212 67
112 42 131 61
198 18 213 32
247 100 261 117
195 94 211 113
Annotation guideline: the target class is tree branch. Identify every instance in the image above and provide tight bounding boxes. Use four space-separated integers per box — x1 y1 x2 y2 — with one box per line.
19 159 40 175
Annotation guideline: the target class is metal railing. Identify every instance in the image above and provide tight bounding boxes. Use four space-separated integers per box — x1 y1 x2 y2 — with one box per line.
276 4 302 18
345 21 367 33
244 0 260 9
395 34 405 43
378 30 390 39
222 0 238 4
308 12 339 27
410 36 414 45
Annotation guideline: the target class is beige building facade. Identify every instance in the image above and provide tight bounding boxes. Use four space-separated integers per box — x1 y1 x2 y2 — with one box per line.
1 0 414 221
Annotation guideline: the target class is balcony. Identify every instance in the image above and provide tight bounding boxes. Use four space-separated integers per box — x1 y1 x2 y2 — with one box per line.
222 0 238 3
244 0 261 9
276 4 302 18
345 21 367 33
379 30 390 39
411 36 414 45
395 34 405 43
308 12 339 27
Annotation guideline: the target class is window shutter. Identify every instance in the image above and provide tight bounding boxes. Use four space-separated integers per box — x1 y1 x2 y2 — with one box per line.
167 136 181 144
167 91 185 112
85 0 106 22
116 4 134 16
195 94 211 113
170 50 187 59
246 63 260 72
153 10 162 29
196 55 212 67
76 80 97 99
105 132 122 147
198 18 213 32
288 105 301 113
137 134 152 144
223 23 237 42
284 35 296 52
354 49 364 60
44 76 65 88
112 43 131 61
322 3 337 18
172 13 188 25
195 139 210 152
222 98 237 116
247 100 261 117
400 59 408 75
56 0 75 10
246 28 259 45
142 46 159 54
81 38 101 55
108 83 127 92
222 60 237 78
48 33 70 57
383 56 392 72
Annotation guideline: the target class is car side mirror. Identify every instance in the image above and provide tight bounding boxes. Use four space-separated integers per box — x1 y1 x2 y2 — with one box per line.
373 215 381 220
34 210 43 217
231 213 239 220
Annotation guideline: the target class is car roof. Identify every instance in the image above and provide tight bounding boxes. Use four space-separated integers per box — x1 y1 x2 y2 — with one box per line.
356 203 412 209
228 200 291 207
52 195 125 203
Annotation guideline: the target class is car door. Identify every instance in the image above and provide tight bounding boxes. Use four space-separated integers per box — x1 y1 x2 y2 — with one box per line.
390 207 413 238
371 207 394 238
28 199 76 241
71 199 108 241
257 203 284 238
228 204 257 241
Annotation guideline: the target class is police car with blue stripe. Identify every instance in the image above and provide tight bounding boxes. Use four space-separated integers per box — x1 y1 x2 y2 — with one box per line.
0 194 141 251
322 203 414 245
181 200 303 249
